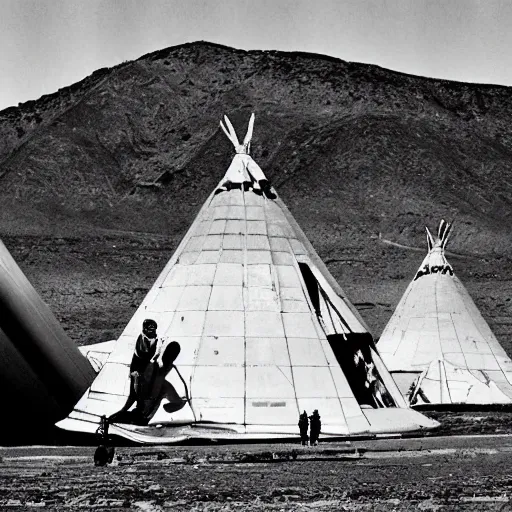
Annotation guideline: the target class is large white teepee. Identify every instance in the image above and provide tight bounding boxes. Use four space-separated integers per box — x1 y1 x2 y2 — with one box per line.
378 220 512 405
58 114 437 443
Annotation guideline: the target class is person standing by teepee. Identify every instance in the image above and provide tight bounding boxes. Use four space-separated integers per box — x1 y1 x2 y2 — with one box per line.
298 411 309 445
309 410 321 446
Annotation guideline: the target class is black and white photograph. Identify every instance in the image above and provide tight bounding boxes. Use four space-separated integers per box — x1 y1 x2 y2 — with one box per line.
1 0 512 510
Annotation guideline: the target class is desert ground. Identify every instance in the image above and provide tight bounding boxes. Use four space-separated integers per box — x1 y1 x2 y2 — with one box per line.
2 433 512 511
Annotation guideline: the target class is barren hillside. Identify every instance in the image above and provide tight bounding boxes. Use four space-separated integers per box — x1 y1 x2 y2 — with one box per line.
0 41 511 348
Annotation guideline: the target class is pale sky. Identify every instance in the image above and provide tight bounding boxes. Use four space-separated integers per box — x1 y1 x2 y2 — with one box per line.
1 0 511 111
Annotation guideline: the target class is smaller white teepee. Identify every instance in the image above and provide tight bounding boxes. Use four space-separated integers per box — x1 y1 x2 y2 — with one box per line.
378 220 512 406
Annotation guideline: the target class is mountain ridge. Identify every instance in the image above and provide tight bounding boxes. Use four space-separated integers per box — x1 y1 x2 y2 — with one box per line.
0 40 510 346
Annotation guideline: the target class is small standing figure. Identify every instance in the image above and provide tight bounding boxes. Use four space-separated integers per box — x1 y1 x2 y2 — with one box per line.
309 410 321 446
93 415 115 466
298 410 309 445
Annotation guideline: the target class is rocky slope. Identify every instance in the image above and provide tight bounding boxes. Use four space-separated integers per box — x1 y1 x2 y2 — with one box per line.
0 41 511 347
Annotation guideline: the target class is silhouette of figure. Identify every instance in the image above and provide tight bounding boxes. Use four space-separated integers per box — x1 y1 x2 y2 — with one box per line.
298 410 309 445
366 363 394 407
350 348 376 407
94 415 115 466
309 410 321 446
109 341 187 426
129 319 162 402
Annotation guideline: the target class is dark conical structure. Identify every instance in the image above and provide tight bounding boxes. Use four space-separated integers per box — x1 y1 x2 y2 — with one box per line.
0 239 95 439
